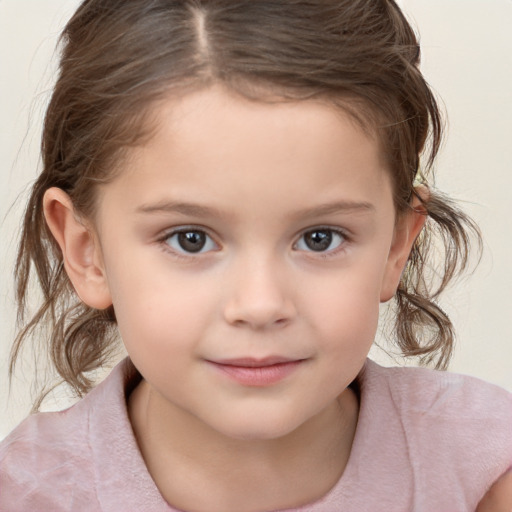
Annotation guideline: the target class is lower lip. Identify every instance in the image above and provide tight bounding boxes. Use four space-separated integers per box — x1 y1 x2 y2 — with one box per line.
208 360 304 386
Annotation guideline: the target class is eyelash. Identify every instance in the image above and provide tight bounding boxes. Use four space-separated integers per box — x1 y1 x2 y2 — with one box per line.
157 226 350 259
293 227 349 258
158 226 219 259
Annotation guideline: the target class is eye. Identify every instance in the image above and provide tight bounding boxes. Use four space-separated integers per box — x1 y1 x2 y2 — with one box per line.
295 228 345 253
164 229 217 254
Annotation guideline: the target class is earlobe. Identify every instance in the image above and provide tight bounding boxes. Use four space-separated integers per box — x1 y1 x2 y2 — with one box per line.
43 187 112 310
380 192 427 303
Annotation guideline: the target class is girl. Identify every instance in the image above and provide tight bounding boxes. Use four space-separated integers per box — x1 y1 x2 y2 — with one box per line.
1 0 511 510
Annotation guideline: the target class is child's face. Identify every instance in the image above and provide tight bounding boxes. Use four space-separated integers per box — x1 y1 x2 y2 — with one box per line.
89 86 419 440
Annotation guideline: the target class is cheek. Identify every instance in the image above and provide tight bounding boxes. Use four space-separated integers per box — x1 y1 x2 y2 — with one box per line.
304 260 385 348
315 293 379 348
105 260 216 356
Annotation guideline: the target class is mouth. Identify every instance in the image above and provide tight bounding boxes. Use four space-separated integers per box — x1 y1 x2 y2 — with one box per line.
206 356 307 386
212 356 303 367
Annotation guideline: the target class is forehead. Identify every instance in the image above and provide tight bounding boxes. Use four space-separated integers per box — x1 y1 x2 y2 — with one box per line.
96 85 393 221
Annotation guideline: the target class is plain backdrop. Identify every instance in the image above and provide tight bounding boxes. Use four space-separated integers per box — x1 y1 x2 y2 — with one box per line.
1 0 511 439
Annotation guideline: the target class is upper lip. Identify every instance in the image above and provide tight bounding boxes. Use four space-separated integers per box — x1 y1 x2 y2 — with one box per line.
209 356 304 368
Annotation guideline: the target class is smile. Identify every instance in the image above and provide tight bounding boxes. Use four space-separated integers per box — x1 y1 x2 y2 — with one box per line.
206 357 306 387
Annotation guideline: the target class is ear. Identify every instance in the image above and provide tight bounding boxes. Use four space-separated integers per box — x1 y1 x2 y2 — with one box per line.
380 188 427 303
43 187 112 309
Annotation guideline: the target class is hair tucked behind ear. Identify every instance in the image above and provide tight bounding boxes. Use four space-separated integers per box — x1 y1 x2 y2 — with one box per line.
390 190 481 370
11 0 481 408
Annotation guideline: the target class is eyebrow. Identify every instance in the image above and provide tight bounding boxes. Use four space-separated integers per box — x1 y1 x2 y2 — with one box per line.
136 201 225 218
135 199 375 219
292 200 375 219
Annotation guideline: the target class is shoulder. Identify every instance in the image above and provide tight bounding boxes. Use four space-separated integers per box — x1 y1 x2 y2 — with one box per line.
360 359 512 506
363 358 512 423
0 401 97 510
0 359 135 511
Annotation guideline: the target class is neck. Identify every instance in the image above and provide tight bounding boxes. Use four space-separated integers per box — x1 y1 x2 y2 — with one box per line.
128 381 358 512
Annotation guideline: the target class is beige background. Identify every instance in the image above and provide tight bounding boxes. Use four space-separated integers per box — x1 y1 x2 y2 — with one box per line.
1 0 511 439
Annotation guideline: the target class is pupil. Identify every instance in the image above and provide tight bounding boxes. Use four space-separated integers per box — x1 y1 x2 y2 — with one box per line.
178 231 206 252
305 230 332 251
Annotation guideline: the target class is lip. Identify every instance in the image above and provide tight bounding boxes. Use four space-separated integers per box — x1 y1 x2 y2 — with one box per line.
206 357 306 386
213 356 299 367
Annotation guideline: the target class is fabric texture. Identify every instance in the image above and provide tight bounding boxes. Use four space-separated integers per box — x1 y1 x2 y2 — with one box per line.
1 358 511 512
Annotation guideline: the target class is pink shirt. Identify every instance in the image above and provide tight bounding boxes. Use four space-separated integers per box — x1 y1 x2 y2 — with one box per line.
1 358 511 511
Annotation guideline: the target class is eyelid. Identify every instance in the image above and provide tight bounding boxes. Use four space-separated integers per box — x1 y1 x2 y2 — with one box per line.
157 225 220 256
293 226 350 256
155 224 351 259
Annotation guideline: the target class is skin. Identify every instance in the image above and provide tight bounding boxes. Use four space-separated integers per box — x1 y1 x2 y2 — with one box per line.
43 86 432 511
477 470 512 512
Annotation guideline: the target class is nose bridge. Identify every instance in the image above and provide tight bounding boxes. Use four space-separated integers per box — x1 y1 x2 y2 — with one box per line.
223 249 296 329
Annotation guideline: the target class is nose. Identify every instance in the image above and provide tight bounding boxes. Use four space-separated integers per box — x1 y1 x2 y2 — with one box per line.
223 256 297 329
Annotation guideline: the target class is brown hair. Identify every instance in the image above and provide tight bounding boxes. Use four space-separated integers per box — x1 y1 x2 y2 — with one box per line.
11 0 480 408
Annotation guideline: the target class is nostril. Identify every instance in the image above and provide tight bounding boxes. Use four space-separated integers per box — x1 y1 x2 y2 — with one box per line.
230 316 289 329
